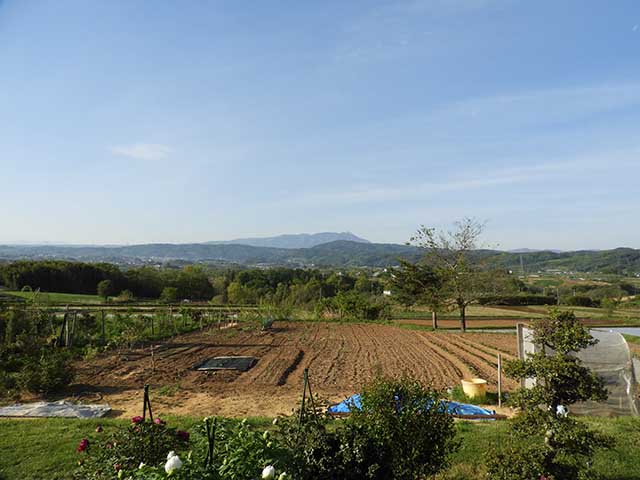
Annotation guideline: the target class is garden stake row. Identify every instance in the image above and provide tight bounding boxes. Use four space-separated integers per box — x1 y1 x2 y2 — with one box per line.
204 417 217 468
142 384 154 422
298 368 317 427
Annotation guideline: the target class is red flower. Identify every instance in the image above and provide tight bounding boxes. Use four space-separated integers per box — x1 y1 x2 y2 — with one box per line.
95 425 103 433
153 417 165 425
131 415 144 424
114 463 122 471
176 430 190 442
76 438 89 453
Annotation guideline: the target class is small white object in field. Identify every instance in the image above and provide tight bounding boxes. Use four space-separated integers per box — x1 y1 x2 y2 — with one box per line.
262 465 276 479
165 452 182 474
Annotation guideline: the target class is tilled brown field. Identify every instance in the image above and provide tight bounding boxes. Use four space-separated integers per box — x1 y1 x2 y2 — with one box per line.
71 322 518 418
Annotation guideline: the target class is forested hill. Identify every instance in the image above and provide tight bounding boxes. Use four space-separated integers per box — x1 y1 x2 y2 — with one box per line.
0 242 639 274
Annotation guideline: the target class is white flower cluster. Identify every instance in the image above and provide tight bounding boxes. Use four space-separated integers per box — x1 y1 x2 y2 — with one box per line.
262 464 287 480
165 451 183 475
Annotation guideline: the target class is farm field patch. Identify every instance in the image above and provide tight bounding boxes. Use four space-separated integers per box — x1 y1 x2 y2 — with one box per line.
70 321 518 418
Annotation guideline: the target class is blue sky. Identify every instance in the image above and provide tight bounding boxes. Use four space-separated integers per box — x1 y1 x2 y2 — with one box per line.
1 0 639 250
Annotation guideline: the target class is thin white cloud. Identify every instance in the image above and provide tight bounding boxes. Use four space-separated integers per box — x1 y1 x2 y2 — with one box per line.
110 143 171 160
425 83 640 132
284 147 640 208
334 0 506 63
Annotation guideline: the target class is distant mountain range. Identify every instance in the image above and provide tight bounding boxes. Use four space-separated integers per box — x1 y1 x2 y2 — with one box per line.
508 248 563 254
206 232 370 249
0 235 638 274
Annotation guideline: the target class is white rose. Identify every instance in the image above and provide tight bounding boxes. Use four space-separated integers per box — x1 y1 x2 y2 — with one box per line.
167 450 177 460
165 454 183 474
262 465 276 479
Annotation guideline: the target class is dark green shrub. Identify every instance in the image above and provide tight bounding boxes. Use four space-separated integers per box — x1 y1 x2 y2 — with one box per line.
17 349 74 394
211 419 288 480
488 310 613 480
477 295 557 306
339 376 459 480
275 405 344 479
563 295 599 307
486 442 548 480
317 291 391 321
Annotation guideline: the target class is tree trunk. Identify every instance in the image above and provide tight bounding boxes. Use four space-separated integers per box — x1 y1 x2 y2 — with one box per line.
432 311 438 329
459 303 466 332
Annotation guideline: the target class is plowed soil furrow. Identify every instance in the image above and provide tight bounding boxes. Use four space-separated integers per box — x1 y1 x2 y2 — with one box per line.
413 334 474 383
72 321 521 417
461 333 519 357
451 334 517 361
444 335 507 365
417 332 502 386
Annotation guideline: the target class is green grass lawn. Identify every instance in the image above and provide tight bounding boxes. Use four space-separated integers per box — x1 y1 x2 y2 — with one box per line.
0 416 271 480
1 416 638 480
3 290 103 304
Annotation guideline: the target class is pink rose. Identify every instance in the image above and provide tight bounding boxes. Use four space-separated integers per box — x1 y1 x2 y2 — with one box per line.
131 415 144 424
76 438 89 453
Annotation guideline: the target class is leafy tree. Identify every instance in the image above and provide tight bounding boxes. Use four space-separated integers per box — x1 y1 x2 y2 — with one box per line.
159 286 178 304
390 259 444 327
96 280 114 301
488 310 613 480
408 218 512 331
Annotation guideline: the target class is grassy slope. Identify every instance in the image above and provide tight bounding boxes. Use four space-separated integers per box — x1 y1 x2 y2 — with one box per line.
1 417 639 480
3 290 103 304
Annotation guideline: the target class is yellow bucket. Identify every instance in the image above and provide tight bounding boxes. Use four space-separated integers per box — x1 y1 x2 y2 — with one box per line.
461 378 487 398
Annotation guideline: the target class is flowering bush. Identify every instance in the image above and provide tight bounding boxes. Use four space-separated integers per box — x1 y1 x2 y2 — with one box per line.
210 419 289 480
74 376 456 480
274 376 458 480
74 417 190 479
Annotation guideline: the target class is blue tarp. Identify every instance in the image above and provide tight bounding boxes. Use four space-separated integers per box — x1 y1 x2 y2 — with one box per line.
327 394 496 417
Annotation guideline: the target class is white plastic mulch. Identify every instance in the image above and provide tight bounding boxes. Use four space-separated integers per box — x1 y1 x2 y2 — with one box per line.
0 400 111 418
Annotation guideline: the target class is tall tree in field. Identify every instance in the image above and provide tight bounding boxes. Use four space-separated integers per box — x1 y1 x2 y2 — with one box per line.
390 260 444 328
408 218 507 332
97 279 114 302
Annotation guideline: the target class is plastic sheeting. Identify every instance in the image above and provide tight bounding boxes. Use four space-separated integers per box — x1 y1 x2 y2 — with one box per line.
193 356 257 372
0 400 111 418
518 326 639 417
327 394 496 418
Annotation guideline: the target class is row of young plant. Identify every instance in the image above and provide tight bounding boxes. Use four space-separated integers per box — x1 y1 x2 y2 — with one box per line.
0 304 245 398
74 310 614 480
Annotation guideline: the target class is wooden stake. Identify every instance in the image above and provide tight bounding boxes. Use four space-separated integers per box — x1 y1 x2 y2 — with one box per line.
497 353 503 408
101 310 106 346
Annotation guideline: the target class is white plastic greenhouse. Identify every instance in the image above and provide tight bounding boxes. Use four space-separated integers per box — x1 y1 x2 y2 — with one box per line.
517 325 640 417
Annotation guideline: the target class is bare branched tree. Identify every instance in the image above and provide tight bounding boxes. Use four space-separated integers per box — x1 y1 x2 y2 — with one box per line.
409 218 505 332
